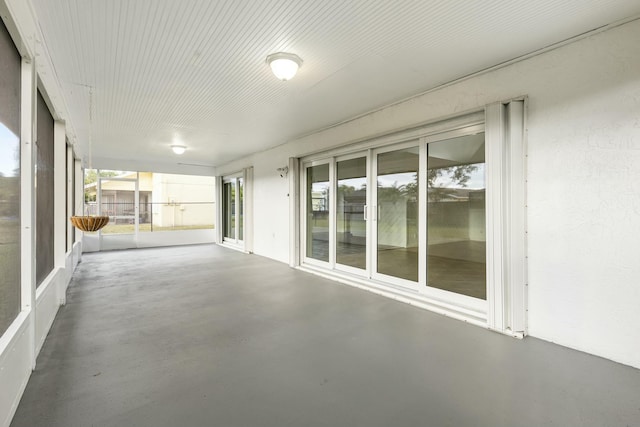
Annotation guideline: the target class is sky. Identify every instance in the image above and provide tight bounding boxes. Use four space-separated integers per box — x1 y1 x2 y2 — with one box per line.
431 164 486 190
0 123 19 177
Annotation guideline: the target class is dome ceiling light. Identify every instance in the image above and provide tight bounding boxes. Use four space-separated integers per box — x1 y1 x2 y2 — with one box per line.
171 145 186 155
266 52 303 81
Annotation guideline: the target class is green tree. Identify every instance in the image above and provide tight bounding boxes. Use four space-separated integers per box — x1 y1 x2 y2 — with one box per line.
84 169 121 185
428 164 478 202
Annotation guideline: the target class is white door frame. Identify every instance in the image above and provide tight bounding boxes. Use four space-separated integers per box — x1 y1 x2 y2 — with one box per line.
370 139 421 291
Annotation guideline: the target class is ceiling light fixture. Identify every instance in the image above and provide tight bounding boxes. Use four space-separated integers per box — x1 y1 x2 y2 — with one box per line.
266 52 303 81
171 145 186 155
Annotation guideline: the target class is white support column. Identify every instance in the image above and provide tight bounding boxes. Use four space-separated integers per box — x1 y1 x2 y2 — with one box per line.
20 57 37 369
215 176 223 244
506 100 527 334
53 120 66 303
485 100 527 336
74 161 83 218
74 160 83 240
73 160 83 263
288 157 300 267
243 167 254 253
485 102 507 332
53 121 65 265
66 145 73 252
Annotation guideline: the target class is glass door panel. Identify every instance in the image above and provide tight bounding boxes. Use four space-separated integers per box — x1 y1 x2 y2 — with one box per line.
376 147 419 282
427 132 486 299
336 157 367 270
223 180 235 239
306 164 330 262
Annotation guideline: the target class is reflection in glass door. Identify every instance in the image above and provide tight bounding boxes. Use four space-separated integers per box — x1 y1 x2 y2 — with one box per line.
306 163 330 262
223 176 244 244
223 180 235 239
375 146 419 283
336 157 367 270
427 133 486 299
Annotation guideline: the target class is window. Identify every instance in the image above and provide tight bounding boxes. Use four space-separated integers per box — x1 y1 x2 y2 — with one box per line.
83 169 215 235
0 17 21 335
36 92 55 287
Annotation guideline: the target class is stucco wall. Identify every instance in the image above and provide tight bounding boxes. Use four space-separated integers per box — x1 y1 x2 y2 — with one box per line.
217 20 640 368
151 173 215 228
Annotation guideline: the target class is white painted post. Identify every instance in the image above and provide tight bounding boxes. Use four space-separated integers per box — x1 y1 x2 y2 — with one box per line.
54 121 66 303
74 159 83 251
66 146 73 253
20 57 37 369
288 158 299 267
506 100 527 335
485 102 507 332
243 166 254 253
215 176 223 244
485 100 528 336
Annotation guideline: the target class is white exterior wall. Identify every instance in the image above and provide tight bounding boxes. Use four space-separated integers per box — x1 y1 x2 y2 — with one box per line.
217 20 640 369
151 173 215 228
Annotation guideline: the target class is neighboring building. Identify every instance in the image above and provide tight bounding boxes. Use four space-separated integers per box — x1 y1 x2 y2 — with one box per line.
84 171 215 229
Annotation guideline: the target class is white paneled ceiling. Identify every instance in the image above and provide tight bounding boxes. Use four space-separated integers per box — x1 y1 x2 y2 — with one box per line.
30 0 640 169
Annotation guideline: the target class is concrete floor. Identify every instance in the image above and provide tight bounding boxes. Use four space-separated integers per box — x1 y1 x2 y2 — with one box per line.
11 244 640 427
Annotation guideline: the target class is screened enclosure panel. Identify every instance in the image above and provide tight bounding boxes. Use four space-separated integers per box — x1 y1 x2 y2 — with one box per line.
0 17 21 335
36 91 55 287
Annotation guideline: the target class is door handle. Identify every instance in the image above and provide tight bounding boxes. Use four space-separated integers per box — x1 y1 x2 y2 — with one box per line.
363 204 368 220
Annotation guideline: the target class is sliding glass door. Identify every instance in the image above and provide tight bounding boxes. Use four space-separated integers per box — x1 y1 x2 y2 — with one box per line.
336 156 367 272
426 132 486 300
305 162 330 263
301 124 487 307
372 143 420 287
223 176 244 245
